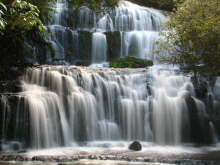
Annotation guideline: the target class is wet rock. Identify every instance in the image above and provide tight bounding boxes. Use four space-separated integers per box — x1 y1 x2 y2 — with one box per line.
0 80 22 93
191 75 209 99
195 81 208 99
105 31 121 61
11 142 21 151
129 141 142 151
0 140 3 151
185 95 212 144
17 150 27 153
77 31 92 65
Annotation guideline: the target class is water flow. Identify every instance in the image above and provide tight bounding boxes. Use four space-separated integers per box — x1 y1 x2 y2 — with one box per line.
113 1 166 31
0 0 216 152
46 0 167 65
91 32 107 64
0 66 209 149
150 67 193 145
121 31 165 62
20 66 151 148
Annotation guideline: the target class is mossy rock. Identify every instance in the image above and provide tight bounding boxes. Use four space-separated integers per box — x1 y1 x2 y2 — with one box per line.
129 141 142 151
110 56 153 68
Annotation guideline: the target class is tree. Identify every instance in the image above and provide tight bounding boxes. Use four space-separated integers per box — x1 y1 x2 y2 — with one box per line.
0 0 49 80
160 0 220 74
0 0 47 35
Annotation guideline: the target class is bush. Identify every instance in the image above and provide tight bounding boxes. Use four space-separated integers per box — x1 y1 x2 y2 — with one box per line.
110 56 153 68
128 0 184 11
159 0 220 75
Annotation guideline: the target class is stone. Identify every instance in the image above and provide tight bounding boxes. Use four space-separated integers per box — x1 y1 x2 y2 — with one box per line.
105 31 122 61
129 141 142 151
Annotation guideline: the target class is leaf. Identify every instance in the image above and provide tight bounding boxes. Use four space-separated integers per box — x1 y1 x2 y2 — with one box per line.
0 2 7 11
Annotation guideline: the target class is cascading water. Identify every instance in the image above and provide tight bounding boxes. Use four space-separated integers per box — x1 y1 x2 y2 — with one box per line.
0 0 218 152
0 66 213 150
91 33 107 65
45 0 167 65
21 66 151 148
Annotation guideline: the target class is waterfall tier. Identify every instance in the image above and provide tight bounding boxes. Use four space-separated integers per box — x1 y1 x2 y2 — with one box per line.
0 66 213 150
42 1 167 65
0 0 218 153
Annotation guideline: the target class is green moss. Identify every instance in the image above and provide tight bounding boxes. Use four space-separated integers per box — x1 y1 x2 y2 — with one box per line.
52 58 65 61
110 56 153 68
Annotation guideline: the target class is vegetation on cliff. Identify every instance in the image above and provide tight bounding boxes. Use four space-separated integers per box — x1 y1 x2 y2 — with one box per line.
1 0 219 78
0 0 119 80
159 0 220 75
110 56 153 68
129 0 184 11
0 0 49 80
68 0 119 10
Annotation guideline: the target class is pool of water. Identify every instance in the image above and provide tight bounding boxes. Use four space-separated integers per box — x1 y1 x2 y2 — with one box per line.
1 142 220 165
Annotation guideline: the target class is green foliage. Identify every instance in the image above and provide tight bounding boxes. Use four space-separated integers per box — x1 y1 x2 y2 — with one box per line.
0 2 7 33
159 0 220 74
68 0 119 10
110 56 153 68
129 0 184 11
27 0 55 16
0 0 47 35
0 0 51 80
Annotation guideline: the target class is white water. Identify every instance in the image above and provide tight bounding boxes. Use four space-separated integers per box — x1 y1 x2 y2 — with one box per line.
0 66 203 149
150 67 193 145
92 32 107 64
76 1 166 31
0 0 218 152
47 0 167 64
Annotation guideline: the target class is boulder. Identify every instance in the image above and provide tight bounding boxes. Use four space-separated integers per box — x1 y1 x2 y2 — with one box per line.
129 141 142 151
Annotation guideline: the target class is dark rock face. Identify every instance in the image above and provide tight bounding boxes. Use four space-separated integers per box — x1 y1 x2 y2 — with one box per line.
77 31 92 65
106 31 122 61
46 28 93 66
0 78 30 150
129 141 142 151
191 75 209 100
185 95 212 144
0 96 30 148
0 80 22 94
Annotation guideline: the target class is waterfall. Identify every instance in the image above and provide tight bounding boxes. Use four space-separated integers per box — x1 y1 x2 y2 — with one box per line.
0 0 217 152
121 31 164 62
113 1 166 31
20 66 151 147
0 65 213 150
150 68 193 145
91 32 107 65
45 0 167 65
